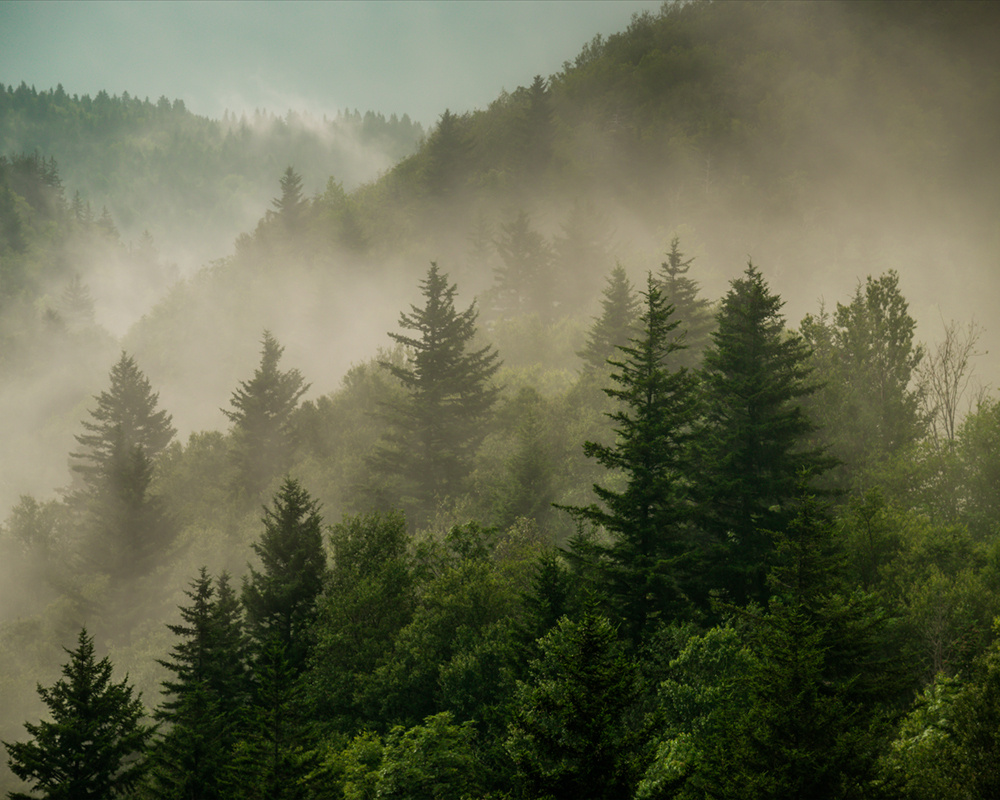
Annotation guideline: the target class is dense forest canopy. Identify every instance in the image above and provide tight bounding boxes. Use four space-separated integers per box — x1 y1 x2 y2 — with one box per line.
1 1 1000 797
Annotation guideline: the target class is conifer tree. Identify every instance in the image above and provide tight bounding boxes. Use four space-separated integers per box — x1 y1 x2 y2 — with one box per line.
3 628 154 800
224 331 309 500
241 477 327 675
272 166 305 229
149 569 247 800
578 263 640 372
658 237 714 369
70 352 176 583
492 210 554 319
373 263 501 525
506 612 642 800
563 274 701 640
698 263 829 605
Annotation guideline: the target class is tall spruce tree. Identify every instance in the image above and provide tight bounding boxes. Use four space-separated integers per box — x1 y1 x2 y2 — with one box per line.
69 352 176 583
563 274 701 640
223 331 309 500
149 569 247 800
658 237 714 369
373 263 501 525
241 477 327 675
698 263 829 605
3 629 154 800
578 263 640 373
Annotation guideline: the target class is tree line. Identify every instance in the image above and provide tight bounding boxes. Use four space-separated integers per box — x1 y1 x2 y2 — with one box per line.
2 237 998 798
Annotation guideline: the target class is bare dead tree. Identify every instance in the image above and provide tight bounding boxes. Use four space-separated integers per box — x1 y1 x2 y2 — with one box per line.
919 319 986 446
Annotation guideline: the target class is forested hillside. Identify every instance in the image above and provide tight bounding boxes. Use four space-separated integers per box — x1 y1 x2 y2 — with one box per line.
2 1 1000 797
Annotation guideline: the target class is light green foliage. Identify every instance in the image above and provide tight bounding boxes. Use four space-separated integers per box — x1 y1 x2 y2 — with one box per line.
638 626 756 800
377 712 479 800
801 270 925 486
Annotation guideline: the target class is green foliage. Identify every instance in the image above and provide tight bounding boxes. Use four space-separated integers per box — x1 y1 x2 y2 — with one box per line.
698 262 829 605
241 477 328 674
223 331 310 500
564 273 701 640
377 712 480 800
506 612 643 800
307 510 415 730
372 264 501 525
3 628 154 800
801 270 925 485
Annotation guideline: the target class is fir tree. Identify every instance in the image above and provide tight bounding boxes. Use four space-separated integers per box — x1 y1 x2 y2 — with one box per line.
69 352 176 583
241 477 327 675
658 237 713 369
148 570 247 800
3 629 154 800
223 331 309 500
562 274 701 640
373 263 501 525
697 262 830 605
578 263 640 372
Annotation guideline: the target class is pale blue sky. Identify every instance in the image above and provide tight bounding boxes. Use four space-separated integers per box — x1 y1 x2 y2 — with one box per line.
0 0 664 125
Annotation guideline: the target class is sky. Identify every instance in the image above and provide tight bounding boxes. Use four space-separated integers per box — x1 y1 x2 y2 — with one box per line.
0 0 663 126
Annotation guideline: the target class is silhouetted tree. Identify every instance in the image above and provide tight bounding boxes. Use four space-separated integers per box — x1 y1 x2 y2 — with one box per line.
3 629 154 799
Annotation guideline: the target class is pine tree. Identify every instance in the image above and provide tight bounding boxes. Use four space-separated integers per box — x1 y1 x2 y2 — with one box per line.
69 352 176 583
578 263 640 372
272 166 305 229
698 262 829 605
148 570 247 800
562 274 701 640
241 477 327 675
492 210 554 319
373 263 501 525
3 628 154 800
223 331 309 500
506 612 642 800
658 237 714 369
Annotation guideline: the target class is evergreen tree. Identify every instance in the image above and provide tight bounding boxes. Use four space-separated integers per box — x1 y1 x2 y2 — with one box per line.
492 210 555 319
71 351 175 486
578 263 640 372
148 569 247 800
562 274 701 641
373 263 501 525
698 262 828 605
658 237 714 369
506 612 642 800
223 331 309 500
69 352 176 583
423 109 470 199
241 477 327 675
3 628 154 800
518 74 554 175
272 166 305 229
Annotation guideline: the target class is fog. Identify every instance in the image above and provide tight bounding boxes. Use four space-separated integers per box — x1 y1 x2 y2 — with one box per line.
1 1 998 791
